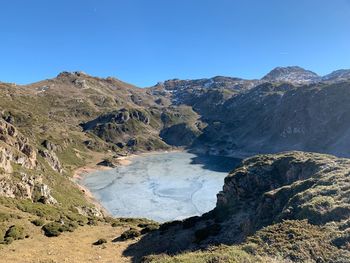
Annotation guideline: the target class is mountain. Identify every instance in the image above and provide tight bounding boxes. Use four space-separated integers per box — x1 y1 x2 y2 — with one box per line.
150 76 258 109
261 66 320 84
323 69 350 82
149 66 350 116
0 67 350 262
191 81 350 157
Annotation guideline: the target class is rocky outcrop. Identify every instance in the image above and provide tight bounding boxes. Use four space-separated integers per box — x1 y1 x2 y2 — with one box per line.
0 120 57 203
216 152 350 229
42 140 59 152
82 108 151 131
39 149 63 173
0 173 57 204
80 107 174 152
160 123 201 146
0 119 37 172
97 158 119 168
75 206 103 218
81 108 153 146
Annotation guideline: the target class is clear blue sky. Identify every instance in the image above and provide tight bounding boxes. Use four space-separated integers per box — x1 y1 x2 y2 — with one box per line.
1 0 349 87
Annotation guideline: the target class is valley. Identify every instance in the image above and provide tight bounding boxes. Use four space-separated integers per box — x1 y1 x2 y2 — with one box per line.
0 66 349 262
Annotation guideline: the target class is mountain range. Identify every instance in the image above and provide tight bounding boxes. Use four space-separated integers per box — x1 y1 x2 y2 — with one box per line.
0 66 349 262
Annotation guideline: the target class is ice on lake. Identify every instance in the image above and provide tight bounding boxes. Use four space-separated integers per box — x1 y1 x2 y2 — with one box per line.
81 151 241 222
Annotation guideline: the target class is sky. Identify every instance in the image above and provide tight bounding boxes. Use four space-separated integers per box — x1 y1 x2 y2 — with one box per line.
0 0 350 87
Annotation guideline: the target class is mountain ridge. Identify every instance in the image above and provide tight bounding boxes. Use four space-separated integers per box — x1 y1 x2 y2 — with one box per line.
3 66 350 89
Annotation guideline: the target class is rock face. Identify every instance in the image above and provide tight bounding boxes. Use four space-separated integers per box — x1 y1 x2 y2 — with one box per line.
82 108 151 134
75 206 103 218
39 149 63 173
160 123 200 146
81 108 168 151
0 119 57 203
0 173 57 204
0 119 37 172
81 105 202 152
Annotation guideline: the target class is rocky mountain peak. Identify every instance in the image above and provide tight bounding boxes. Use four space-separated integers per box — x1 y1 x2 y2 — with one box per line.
262 66 319 84
56 71 89 79
322 69 350 81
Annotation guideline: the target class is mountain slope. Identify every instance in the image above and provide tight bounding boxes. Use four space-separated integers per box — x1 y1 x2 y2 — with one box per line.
192 81 350 157
323 69 350 82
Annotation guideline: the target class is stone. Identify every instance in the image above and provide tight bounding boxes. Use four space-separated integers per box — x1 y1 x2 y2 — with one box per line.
39 149 63 173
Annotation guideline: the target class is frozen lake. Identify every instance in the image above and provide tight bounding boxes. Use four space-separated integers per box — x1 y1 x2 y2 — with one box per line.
81 151 241 222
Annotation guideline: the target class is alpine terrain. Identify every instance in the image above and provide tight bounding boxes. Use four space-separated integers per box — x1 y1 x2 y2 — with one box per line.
0 66 349 262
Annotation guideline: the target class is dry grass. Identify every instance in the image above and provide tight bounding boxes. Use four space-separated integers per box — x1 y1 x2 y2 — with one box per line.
0 222 136 263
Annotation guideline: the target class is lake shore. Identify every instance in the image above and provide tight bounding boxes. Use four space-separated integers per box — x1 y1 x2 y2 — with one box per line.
72 148 184 217
73 164 113 216
78 151 240 222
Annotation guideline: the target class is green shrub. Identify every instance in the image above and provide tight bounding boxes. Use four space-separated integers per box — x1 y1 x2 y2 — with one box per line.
31 218 45 226
42 222 63 237
0 212 11 222
93 238 107 245
159 220 182 232
5 225 25 240
4 237 14 244
111 221 121 227
120 228 141 240
15 200 60 220
140 224 159 234
63 221 78 232
42 220 78 237
87 217 99 226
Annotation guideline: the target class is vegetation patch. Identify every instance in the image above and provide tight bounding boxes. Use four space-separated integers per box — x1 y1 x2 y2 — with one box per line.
120 228 141 240
143 245 273 263
2 225 25 244
93 238 107 245
244 220 350 262
42 221 78 237
140 223 159 234
31 218 45 226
